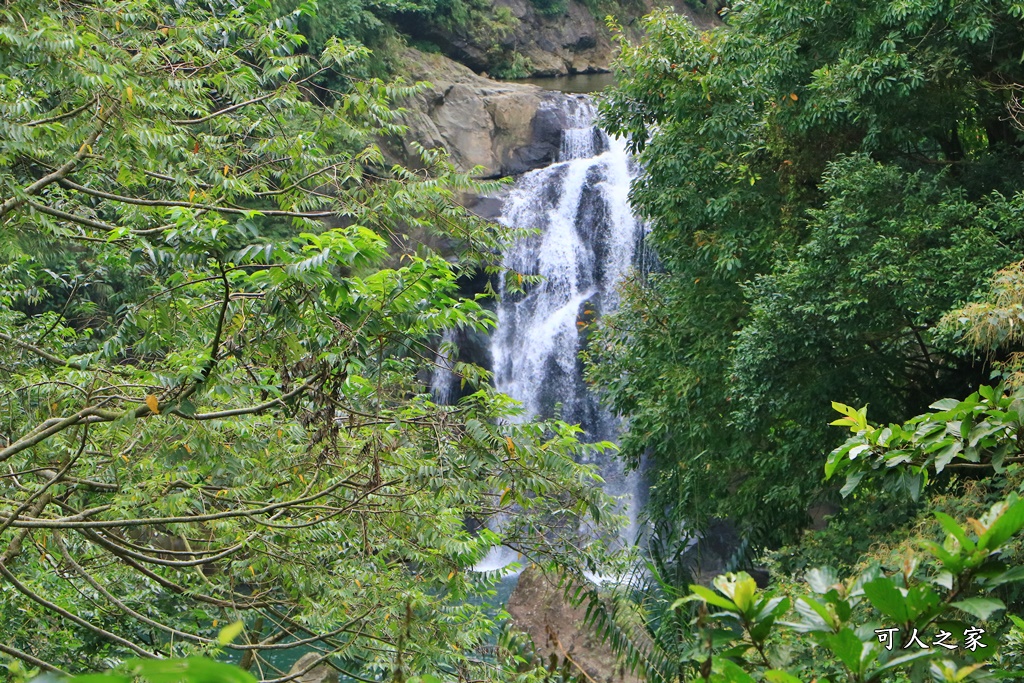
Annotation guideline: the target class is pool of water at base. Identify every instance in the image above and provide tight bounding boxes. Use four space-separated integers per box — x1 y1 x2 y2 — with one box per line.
506 72 616 94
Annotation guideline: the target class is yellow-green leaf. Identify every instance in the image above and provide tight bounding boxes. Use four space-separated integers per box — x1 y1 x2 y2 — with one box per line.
218 621 244 645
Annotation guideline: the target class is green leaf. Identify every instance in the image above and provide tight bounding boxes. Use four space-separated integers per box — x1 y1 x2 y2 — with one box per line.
790 596 836 632
984 564 1024 587
684 584 739 612
929 398 961 411
218 621 245 645
118 658 257 683
712 572 758 613
753 595 791 622
824 628 866 672
867 648 937 678
951 597 1005 621
968 420 1005 448
934 512 975 552
840 470 866 497
979 498 1024 551
922 541 964 574
710 657 757 683
932 440 962 473
806 567 839 594
862 578 908 622
764 672 802 683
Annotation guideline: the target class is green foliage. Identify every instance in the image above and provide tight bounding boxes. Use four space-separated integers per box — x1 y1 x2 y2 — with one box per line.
827 384 1024 500
938 260 1024 387
584 388 1024 681
673 486 1024 681
590 0 1024 546
0 0 619 678
492 52 536 80
583 1 1024 679
277 0 500 52
529 0 568 17
456 5 523 77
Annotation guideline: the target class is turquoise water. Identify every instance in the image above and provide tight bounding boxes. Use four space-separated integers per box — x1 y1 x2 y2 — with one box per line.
509 72 616 94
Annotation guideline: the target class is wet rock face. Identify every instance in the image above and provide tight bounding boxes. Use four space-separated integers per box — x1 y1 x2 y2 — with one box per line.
494 0 616 77
392 48 575 177
506 567 643 683
396 1 720 78
389 4 721 177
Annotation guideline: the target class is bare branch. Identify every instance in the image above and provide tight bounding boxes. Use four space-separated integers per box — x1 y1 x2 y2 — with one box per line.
0 331 69 366
26 96 100 127
0 104 116 217
0 560 159 658
57 178 334 218
0 642 68 675
0 372 310 462
26 199 170 236
79 528 276 610
0 477 351 528
169 91 280 126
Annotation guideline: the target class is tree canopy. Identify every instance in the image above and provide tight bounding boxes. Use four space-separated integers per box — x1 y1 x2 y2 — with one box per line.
590 0 1024 546
0 0 616 678
573 2 1024 679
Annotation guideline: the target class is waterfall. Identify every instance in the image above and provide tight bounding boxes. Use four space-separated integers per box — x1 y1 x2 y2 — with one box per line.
479 95 647 572
430 330 459 406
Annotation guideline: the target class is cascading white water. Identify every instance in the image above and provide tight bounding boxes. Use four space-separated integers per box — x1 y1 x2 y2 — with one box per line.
477 95 647 572
429 330 458 406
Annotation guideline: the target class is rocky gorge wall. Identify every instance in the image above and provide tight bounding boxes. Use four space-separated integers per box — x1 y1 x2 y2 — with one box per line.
390 47 574 179
385 1 720 180
397 0 719 79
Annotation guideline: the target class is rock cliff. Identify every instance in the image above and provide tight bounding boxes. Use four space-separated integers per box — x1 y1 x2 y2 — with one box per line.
398 0 719 78
387 2 720 178
391 47 583 178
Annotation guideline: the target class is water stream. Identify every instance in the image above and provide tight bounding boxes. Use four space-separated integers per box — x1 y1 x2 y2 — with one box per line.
474 96 648 572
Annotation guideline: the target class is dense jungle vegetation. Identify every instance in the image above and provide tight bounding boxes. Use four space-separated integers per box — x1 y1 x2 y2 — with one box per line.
587 0 1024 680
6 0 1024 682
0 0 621 680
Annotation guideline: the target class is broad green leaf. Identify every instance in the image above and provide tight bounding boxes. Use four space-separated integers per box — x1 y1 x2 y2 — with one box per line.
862 578 908 622
929 398 961 411
824 628 866 672
840 470 866 497
788 596 836 633
984 565 1024 587
979 497 1024 551
685 584 739 612
934 512 975 552
867 648 937 678
951 597 1005 621
922 541 963 574
806 567 840 594
711 657 757 683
